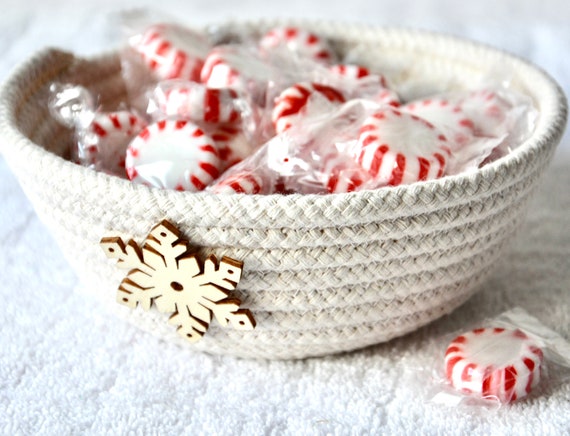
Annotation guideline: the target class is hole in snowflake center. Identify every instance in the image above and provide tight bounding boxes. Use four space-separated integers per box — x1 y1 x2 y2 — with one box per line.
170 281 184 291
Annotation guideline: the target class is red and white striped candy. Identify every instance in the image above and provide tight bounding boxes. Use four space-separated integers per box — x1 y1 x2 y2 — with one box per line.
329 64 391 88
321 152 370 193
329 64 399 107
355 108 451 186
212 171 264 194
200 51 244 91
200 48 275 101
84 111 146 175
134 24 210 82
329 64 372 80
445 328 544 403
272 82 345 134
403 98 475 149
259 26 335 63
125 119 220 191
209 124 253 171
365 88 401 108
157 84 241 124
458 89 511 137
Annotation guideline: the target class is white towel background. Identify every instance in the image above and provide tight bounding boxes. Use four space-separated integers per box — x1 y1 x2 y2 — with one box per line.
1 1 569 434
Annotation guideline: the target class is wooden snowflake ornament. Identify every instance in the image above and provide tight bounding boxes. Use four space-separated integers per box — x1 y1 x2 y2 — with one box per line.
100 220 256 342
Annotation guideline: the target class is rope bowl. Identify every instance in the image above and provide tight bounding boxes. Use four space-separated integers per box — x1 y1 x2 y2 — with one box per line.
0 21 566 359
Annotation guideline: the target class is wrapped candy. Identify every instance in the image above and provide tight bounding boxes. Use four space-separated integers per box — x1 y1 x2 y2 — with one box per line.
401 98 475 148
211 170 264 194
125 119 221 191
148 80 242 124
145 80 260 174
211 98 379 195
430 308 570 407
352 108 452 186
272 82 346 134
444 327 544 403
328 64 401 107
131 23 211 82
48 83 146 177
259 26 336 63
51 20 538 195
200 46 276 98
207 124 254 171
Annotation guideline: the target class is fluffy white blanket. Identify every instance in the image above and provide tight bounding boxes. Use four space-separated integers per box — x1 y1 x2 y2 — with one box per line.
1 1 568 433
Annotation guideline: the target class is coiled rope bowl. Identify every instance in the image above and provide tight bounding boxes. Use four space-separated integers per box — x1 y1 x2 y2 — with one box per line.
0 21 566 359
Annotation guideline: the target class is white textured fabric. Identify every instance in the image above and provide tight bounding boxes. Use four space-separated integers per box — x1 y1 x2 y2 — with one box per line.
1 1 569 433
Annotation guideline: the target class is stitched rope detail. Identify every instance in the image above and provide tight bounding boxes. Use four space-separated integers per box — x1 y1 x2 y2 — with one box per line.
0 22 566 359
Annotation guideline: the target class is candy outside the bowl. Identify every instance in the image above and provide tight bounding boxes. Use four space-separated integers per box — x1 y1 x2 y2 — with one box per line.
444 327 544 403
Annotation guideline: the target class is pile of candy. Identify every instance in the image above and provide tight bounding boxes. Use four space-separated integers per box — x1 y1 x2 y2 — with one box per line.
50 22 537 194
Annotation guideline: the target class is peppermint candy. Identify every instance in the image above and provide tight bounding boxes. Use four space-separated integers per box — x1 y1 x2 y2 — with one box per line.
272 82 345 134
83 111 146 176
200 50 244 90
329 64 399 107
209 124 253 171
155 83 241 124
445 327 544 403
360 87 400 108
212 171 264 194
458 89 512 137
134 24 210 82
321 152 369 193
200 47 274 98
125 119 220 191
259 26 335 63
355 108 451 186
329 64 371 80
402 98 475 149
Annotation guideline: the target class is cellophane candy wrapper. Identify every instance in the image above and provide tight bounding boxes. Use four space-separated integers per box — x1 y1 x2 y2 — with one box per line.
120 10 214 114
51 16 540 193
144 80 260 176
208 97 380 194
428 307 570 409
444 85 538 173
48 83 146 177
210 77 537 195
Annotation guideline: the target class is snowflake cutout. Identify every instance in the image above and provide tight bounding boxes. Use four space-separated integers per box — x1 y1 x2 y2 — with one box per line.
100 220 256 343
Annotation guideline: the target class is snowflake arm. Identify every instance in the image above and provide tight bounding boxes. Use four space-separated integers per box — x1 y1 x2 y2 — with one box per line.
144 221 190 270
101 237 147 272
168 306 209 343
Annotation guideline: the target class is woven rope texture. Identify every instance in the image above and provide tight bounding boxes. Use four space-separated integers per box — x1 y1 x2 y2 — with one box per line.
0 21 567 359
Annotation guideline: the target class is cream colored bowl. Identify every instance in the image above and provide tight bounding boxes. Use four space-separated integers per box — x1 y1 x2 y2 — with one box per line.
0 21 566 359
